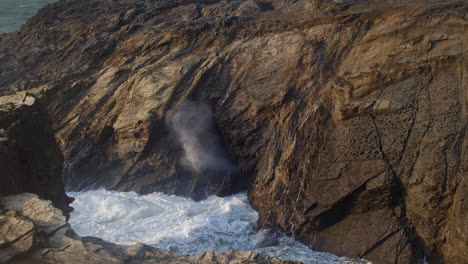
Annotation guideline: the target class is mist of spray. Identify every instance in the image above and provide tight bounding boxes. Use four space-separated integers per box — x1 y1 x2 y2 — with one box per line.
166 101 234 174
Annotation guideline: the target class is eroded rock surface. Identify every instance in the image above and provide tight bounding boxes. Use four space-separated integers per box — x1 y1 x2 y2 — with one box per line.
0 0 466 263
0 194 297 264
0 90 73 218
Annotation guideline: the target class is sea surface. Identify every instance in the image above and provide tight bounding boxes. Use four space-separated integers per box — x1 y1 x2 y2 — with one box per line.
69 189 370 264
0 0 57 33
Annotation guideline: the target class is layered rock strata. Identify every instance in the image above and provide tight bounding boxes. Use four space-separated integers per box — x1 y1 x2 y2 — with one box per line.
0 0 466 263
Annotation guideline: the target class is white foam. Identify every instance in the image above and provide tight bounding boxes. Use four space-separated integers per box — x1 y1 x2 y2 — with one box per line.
68 189 369 264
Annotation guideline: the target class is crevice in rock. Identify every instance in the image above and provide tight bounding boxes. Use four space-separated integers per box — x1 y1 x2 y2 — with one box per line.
370 115 426 262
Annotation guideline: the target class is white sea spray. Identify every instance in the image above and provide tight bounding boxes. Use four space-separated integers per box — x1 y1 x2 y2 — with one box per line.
69 189 370 264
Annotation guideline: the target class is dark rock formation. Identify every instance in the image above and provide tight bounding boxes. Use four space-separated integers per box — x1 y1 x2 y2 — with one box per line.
0 90 73 218
0 0 466 263
0 193 297 264
0 90 293 264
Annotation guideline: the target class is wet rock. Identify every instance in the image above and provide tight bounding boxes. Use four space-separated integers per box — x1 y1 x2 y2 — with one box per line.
0 0 466 263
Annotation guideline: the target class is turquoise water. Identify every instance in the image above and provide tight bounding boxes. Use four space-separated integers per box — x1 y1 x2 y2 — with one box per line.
0 0 57 33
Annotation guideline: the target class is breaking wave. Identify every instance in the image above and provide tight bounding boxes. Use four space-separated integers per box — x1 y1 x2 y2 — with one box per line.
68 189 369 264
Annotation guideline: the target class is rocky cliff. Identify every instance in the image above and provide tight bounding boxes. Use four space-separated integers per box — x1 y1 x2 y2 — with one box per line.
0 90 73 218
0 193 296 264
0 0 466 263
0 90 297 263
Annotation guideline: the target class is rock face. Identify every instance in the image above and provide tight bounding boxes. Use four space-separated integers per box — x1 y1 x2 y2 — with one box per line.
0 90 73 218
0 0 466 263
0 193 297 264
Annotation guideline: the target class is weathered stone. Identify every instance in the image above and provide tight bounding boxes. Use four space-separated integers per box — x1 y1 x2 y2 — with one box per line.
0 0 466 263
0 211 35 263
2 193 66 232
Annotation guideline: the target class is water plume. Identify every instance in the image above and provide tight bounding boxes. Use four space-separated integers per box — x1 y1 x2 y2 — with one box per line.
166 101 234 173
165 101 240 198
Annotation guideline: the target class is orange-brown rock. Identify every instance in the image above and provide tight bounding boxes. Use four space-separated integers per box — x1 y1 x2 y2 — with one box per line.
0 0 466 263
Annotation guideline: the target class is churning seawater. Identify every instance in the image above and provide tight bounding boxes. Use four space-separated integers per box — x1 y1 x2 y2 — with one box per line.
0 0 57 33
68 189 369 264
